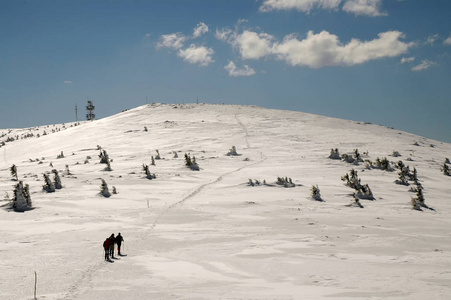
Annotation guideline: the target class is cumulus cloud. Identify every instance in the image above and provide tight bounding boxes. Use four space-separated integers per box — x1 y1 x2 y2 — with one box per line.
411 59 436 72
193 22 209 38
445 34 451 45
342 0 386 16
400 57 415 64
217 28 413 68
259 0 342 13
178 44 215 66
224 61 256 77
235 31 274 60
274 30 413 68
64 80 72 84
157 33 187 49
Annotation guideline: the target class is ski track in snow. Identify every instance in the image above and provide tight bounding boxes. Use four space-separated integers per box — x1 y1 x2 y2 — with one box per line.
60 111 266 300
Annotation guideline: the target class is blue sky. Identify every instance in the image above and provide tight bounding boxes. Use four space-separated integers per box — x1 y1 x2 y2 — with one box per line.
1 0 450 142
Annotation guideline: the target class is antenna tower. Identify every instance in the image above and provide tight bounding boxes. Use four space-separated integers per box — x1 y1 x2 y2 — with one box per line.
86 100 95 121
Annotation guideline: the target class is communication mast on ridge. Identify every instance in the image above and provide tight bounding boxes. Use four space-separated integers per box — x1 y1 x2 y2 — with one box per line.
86 100 95 121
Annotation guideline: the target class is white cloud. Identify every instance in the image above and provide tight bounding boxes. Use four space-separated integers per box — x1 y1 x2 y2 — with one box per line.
272 30 413 68
157 33 187 49
64 81 72 84
215 28 234 43
178 44 215 66
342 0 387 16
400 57 415 64
411 59 436 72
427 34 439 45
259 0 342 13
233 30 275 60
193 22 209 38
217 28 413 68
224 61 256 77
444 35 451 45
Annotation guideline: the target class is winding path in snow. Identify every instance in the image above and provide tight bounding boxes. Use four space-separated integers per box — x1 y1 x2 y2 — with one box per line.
63 114 266 300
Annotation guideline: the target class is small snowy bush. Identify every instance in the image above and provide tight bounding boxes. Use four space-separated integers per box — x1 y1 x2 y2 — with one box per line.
184 153 199 171
100 179 111 197
99 150 109 164
311 185 323 201
441 161 450 176
142 164 156 179
276 177 295 188
328 148 340 160
227 146 239 156
10 164 18 181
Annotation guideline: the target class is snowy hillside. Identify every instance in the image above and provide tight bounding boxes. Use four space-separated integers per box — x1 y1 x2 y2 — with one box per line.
1 103 451 300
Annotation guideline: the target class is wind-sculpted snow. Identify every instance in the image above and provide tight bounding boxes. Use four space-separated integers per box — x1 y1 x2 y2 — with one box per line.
1 103 451 300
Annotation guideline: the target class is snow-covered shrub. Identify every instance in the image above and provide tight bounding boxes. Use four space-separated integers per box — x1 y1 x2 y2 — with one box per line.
311 185 323 201
394 161 410 185
65 164 71 175
276 177 295 188
103 160 112 171
144 126 148 132
227 146 239 156
155 150 161 160
100 179 111 197
99 150 109 164
151 156 155 166
57 151 64 159
369 157 393 171
184 153 199 171
142 164 156 179
328 148 340 160
173 151 178 158
12 181 32 212
52 169 62 189
248 179 254 187
342 169 374 200
112 186 118 194
445 158 450 164
441 162 450 176
10 164 18 181
392 150 401 157
42 173 55 193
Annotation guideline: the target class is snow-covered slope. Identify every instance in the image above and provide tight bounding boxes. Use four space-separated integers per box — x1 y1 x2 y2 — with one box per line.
1 103 450 300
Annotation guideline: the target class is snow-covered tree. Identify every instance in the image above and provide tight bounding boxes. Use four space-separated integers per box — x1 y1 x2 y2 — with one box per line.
52 169 62 189
42 173 55 193
99 150 109 164
151 156 155 166
12 181 32 211
441 162 450 176
100 179 111 197
155 150 161 160
10 164 18 181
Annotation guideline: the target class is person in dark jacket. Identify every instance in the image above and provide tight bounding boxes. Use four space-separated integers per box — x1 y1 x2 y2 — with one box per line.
116 233 124 255
103 238 110 261
109 234 116 259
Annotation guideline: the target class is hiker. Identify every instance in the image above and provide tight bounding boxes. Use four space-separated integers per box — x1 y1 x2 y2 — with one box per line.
116 233 124 255
103 238 110 261
109 233 116 259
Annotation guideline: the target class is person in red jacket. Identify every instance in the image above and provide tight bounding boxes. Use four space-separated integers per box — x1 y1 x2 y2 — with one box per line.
103 238 110 261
